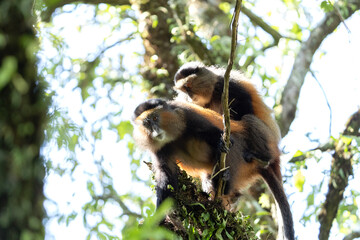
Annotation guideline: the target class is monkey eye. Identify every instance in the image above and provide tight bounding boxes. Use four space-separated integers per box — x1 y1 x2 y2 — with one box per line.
152 116 158 121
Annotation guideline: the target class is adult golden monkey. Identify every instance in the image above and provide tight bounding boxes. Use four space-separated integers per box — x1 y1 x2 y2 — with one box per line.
174 61 281 143
132 99 294 240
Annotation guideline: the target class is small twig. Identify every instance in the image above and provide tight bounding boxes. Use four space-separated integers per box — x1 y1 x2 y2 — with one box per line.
289 140 335 163
309 69 333 137
329 0 351 34
93 195 142 218
215 0 242 198
98 33 136 57
211 166 230 180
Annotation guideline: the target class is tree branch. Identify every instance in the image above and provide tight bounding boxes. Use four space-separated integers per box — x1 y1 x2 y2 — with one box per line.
318 110 360 240
241 6 282 42
343 231 360 240
42 0 131 22
215 0 242 198
288 140 335 163
278 1 360 137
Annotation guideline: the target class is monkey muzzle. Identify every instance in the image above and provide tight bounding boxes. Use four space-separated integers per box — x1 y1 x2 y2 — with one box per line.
174 78 194 98
143 118 166 141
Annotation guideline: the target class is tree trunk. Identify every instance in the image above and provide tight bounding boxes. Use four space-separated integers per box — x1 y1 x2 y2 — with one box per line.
0 1 48 239
137 0 179 98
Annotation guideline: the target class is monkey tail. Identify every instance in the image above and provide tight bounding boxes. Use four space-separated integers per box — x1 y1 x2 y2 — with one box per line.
259 167 295 240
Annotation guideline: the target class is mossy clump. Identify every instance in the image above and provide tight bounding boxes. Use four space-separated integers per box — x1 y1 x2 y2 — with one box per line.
163 170 258 240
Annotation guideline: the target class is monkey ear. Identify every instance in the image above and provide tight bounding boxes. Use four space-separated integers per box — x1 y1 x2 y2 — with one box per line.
148 98 167 106
133 99 167 121
174 78 187 90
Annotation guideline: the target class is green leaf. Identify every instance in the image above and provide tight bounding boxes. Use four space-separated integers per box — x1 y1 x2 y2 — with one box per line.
117 121 134 140
151 15 158 28
0 56 17 90
202 228 209 237
201 212 210 222
320 1 334 12
219 2 231 14
294 169 305 192
290 23 303 39
69 134 79 151
215 228 224 240
306 191 314 207
189 202 206 210
225 230 234 240
256 211 271 216
122 199 175 240
66 212 77 226
87 181 95 196
97 232 107 240
341 135 353 145
293 150 304 158
259 193 271 209
210 35 220 43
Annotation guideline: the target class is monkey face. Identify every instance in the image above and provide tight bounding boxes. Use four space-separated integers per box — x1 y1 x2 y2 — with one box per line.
174 76 194 97
132 99 186 151
173 62 203 100
133 110 170 147
141 112 167 141
174 62 219 108
174 75 212 107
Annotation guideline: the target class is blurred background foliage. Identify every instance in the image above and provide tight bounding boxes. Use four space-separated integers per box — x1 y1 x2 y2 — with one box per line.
0 1 48 239
1 0 359 239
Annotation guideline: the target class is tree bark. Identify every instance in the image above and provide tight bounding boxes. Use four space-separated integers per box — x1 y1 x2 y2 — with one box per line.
137 0 179 98
343 231 360 240
0 1 48 239
41 0 131 21
278 1 360 137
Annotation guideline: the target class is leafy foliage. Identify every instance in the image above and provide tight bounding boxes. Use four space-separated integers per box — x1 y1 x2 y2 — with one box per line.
163 171 258 240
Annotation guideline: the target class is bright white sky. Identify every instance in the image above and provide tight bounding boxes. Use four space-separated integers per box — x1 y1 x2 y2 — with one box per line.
40 3 360 240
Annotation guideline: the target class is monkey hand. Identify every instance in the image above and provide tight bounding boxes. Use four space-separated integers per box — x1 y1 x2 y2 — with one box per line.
219 137 234 153
243 151 270 167
243 151 255 163
222 167 231 181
